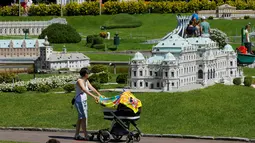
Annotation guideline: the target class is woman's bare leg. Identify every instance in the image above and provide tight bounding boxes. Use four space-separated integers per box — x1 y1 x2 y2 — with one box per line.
75 119 81 136
81 118 87 138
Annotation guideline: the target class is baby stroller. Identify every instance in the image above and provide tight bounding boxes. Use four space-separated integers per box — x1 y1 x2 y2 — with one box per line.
90 91 142 143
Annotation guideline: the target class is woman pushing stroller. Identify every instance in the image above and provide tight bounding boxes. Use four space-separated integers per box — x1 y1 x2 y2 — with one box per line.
73 67 101 140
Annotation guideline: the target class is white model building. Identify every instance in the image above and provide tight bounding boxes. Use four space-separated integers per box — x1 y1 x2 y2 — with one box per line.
36 36 90 71
129 15 242 91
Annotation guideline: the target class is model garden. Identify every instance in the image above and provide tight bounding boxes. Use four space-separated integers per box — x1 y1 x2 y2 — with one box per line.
1 0 255 142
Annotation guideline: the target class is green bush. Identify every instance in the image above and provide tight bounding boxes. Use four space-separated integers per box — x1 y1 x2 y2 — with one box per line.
63 84 75 93
90 82 101 90
86 35 99 44
13 86 27 93
0 73 19 84
79 2 100 15
116 73 128 84
93 44 106 50
37 85 51 93
244 76 253 87
208 16 214 20
1 5 20 16
29 4 61 16
233 78 241 85
91 37 104 46
39 23 81 43
88 74 100 83
91 65 108 73
99 73 109 83
102 13 142 29
244 15 250 19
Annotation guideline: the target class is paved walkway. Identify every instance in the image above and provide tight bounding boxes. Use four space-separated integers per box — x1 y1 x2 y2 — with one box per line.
0 130 246 143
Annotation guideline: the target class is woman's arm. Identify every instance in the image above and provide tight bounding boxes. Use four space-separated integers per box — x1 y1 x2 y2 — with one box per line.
87 80 101 96
77 79 98 100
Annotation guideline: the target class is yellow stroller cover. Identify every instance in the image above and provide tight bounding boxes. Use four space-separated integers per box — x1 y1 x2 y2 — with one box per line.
99 91 142 113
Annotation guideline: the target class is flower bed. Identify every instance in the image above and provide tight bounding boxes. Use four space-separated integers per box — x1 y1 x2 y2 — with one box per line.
0 74 79 92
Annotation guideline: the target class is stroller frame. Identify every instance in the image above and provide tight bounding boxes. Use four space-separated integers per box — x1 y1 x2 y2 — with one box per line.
90 108 142 143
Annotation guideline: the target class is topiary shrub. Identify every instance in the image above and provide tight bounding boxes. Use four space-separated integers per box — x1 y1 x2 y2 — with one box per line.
39 23 81 43
99 73 109 83
233 78 241 85
91 65 108 73
63 84 75 93
86 35 99 44
116 73 128 84
102 13 142 29
37 85 51 93
13 86 27 93
244 16 250 19
88 74 100 83
244 76 253 87
90 82 100 90
208 16 214 20
91 36 104 48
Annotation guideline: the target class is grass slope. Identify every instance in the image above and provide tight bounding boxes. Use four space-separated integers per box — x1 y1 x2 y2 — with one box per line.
0 84 255 138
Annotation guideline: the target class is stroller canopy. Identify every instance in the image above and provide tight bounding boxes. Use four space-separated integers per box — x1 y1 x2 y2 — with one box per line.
99 91 142 113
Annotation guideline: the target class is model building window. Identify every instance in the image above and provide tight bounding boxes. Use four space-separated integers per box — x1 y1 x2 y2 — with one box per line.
171 72 174 77
165 72 168 77
140 71 143 76
155 72 158 76
145 82 148 87
134 82 137 87
230 61 233 66
133 71 136 77
150 71 152 76
140 82 143 87
157 82 160 87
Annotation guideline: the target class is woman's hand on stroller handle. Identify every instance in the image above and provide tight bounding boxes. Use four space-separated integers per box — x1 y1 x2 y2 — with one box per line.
94 96 99 103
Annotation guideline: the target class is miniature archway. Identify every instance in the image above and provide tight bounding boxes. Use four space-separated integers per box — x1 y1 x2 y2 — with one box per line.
198 70 203 79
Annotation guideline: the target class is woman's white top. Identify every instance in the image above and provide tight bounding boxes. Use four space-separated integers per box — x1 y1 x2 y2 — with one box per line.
75 79 89 102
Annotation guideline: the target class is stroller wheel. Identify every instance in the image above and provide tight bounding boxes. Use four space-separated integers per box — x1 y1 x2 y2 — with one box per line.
126 135 134 143
134 135 141 142
112 134 122 141
98 130 111 143
132 130 141 142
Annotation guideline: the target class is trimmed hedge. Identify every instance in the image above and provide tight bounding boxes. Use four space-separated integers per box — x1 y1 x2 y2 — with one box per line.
116 73 128 84
99 73 109 83
1 0 255 16
244 76 253 87
233 78 241 85
39 23 81 43
91 65 108 73
88 74 100 83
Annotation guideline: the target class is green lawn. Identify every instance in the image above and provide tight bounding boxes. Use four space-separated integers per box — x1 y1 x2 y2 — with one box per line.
243 67 255 76
1 84 255 138
1 15 255 52
85 53 132 61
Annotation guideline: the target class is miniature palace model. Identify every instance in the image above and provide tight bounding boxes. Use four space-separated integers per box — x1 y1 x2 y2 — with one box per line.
129 15 242 91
